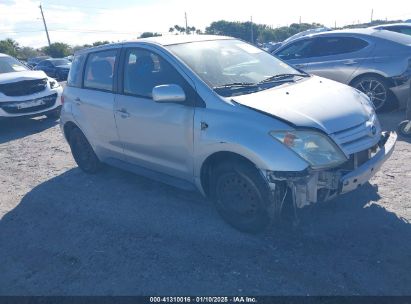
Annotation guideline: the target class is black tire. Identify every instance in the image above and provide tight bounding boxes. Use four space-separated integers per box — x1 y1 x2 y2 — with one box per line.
351 75 394 112
69 128 101 174
210 160 275 233
398 120 411 138
46 108 61 119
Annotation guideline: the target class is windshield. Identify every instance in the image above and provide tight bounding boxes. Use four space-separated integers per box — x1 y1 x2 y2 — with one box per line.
50 59 71 66
0 56 28 74
167 39 303 96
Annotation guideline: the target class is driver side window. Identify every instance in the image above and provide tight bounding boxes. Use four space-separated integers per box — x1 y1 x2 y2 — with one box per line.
276 39 314 60
123 48 190 100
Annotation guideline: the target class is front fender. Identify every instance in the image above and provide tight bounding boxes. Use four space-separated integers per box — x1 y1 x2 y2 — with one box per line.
193 106 309 178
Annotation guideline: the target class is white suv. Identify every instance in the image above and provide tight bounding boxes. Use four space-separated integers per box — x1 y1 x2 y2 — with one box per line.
0 53 62 120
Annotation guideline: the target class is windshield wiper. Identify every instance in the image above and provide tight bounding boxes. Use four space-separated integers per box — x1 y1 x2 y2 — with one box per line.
258 73 309 84
213 82 258 89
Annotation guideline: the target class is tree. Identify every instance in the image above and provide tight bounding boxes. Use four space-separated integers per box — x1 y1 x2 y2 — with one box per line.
92 41 110 46
42 42 71 57
138 32 162 38
205 20 325 43
168 25 199 35
0 38 19 57
17 46 40 60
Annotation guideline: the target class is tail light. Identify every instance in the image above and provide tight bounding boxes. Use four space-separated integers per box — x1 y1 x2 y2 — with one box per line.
61 95 65 104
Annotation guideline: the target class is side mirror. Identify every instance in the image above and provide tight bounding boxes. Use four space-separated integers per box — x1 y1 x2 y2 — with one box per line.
152 84 186 104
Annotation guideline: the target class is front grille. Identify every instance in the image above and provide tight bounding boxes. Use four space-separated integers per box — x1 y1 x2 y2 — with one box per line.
331 121 380 155
0 78 48 97
0 93 57 114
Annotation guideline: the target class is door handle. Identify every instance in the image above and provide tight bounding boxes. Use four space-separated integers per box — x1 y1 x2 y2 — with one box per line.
294 64 305 68
74 97 82 105
116 108 130 118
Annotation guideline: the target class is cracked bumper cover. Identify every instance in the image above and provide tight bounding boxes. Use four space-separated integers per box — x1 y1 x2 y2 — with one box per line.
266 131 397 208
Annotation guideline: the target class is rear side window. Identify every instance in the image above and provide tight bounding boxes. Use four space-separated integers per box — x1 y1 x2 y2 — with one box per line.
67 54 85 88
83 50 117 91
310 37 369 57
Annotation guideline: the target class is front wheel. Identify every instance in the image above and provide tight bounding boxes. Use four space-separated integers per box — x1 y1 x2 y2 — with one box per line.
398 120 411 138
69 128 101 174
211 160 275 233
352 75 393 112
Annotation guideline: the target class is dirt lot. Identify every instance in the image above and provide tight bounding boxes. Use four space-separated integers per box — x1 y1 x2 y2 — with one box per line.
0 111 410 296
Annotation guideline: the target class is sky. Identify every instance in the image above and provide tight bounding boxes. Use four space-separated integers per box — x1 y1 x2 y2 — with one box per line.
1 0 411 48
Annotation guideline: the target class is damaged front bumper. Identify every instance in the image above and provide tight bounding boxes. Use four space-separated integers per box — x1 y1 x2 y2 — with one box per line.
266 131 397 208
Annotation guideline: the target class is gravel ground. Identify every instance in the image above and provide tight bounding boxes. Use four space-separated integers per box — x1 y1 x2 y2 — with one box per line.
0 110 410 296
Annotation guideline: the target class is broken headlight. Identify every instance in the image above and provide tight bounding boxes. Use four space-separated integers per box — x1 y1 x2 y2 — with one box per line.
270 130 347 169
49 80 60 89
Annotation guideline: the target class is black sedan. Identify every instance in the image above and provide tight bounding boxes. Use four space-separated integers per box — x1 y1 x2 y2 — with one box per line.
34 58 71 81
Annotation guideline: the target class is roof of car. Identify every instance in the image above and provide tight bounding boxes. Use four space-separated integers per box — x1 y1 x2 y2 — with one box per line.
371 23 411 28
75 35 233 55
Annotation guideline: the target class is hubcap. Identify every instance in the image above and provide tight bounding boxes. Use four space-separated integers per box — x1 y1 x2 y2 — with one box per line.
355 79 387 110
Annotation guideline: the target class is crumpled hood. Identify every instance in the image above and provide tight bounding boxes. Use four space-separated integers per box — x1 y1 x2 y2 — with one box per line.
0 70 48 84
233 76 372 134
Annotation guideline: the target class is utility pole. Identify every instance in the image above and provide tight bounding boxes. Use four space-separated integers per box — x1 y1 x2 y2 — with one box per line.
299 16 301 24
371 8 374 23
185 12 188 34
250 16 254 44
39 4 51 46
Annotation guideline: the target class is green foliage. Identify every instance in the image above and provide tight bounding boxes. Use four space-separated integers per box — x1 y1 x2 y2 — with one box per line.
42 42 71 58
205 20 324 43
343 19 404 29
0 38 19 57
169 25 198 35
139 32 162 38
17 47 40 60
92 41 110 46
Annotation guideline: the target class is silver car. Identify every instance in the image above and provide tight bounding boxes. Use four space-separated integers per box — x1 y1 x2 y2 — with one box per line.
273 28 411 111
61 35 396 233
371 23 411 36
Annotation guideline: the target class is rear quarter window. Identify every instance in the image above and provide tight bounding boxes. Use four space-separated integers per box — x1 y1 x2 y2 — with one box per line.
67 54 85 88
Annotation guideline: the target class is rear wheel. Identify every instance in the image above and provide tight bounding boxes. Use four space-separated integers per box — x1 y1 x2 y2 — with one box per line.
69 128 101 173
211 160 275 233
352 75 393 112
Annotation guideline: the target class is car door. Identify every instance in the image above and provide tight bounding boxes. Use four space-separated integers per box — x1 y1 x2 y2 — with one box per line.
67 48 124 161
42 61 55 77
300 36 374 84
114 47 196 181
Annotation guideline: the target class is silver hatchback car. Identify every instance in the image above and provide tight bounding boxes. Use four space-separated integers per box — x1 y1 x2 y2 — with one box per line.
273 28 411 111
61 35 396 233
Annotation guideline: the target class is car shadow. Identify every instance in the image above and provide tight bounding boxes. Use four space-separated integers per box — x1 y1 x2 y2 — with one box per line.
0 167 410 295
0 117 58 144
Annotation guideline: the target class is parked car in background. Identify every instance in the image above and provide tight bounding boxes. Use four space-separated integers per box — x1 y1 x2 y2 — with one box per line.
0 53 62 119
273 28 411 111
60 36 396 233
371 23 411 36
27 56 50 69
34 58 72 81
